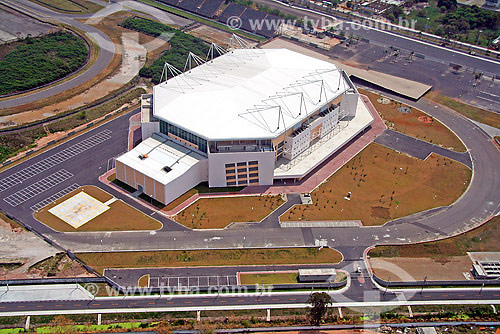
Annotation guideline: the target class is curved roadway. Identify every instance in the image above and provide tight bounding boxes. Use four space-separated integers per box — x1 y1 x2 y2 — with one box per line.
0 0 191 110
0 0 115 109
33 88 500 258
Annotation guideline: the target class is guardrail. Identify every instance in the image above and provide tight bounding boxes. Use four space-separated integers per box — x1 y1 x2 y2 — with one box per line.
0 277 106 286
372 273 500 288
107 280 348 295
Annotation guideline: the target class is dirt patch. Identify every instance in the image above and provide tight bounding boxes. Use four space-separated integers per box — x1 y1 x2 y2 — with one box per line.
418 115 433 124
369 256 473 281
27 253 92 278
0 213 87 279
282 143 471 226
360 89 466 152
174 195 283 229
188 25 236 48
370 206 391 219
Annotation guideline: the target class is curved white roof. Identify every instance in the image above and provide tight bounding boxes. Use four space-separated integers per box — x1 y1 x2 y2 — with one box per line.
153 48 351 141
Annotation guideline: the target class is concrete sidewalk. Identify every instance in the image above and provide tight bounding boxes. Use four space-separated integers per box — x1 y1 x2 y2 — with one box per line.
0 284 94 302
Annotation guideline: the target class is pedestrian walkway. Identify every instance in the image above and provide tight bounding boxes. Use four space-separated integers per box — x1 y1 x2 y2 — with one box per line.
280 221 362 228
0 284 93 302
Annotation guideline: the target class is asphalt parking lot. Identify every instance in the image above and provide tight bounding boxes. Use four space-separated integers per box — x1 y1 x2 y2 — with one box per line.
105 264 340 288
329 41 500 113
0 114 129 233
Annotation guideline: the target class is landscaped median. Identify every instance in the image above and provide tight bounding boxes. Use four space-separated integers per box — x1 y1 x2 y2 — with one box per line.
282 143 471 226
34 185 162 232
135 0 264 42
76 247 343 275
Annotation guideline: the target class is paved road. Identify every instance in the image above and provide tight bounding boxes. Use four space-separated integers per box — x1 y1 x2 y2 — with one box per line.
46 92 499 253
0 0 115 109
255 0 500 74
0 0 191 110
329 40 500 113
0 84 497 255
375 129 472 168
105 263 339 288
0 279 499 315
254 0 500 113
0 108 187 237
0 90 499 313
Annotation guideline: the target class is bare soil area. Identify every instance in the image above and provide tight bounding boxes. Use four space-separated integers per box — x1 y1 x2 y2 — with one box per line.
188 25 241 48
369 256 473 281
282 143 471 226
360 89 466 152
0 214 90 279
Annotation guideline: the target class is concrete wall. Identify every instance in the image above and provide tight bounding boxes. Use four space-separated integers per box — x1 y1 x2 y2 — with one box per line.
208 151 275 187
340 92 359 118
141 121 159 141
115 159 208 205
163 159 208 204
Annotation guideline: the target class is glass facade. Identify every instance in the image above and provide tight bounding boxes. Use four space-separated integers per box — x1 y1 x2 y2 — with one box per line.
160 120 207 153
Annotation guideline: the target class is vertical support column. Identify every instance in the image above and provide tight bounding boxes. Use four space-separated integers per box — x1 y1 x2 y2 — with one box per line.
98 314 102 325
197 310 201 321
407 305 413 318
25 316 30 330
266 309 271 322
337 307 343 319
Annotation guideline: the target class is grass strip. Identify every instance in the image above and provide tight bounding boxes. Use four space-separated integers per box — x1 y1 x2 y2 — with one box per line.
77 247 343 274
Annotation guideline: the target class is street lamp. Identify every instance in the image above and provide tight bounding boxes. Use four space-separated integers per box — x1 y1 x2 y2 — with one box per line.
420 276 427 294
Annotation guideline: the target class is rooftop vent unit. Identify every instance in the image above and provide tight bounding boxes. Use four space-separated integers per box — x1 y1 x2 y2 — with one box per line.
138 154 148 160
162 166 172 173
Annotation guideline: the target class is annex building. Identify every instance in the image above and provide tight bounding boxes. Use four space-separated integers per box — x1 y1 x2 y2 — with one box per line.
115 47 374 205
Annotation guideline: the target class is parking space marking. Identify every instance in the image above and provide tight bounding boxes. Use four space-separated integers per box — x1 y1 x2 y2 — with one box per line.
0 130 111 192
149 275 238 288
30 183 80 211
3 170 73 207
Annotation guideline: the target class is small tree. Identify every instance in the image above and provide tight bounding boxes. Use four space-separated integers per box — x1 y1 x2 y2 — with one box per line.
307 292 332 326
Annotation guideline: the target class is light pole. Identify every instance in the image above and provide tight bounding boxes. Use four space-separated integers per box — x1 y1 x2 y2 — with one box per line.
420 276 427 294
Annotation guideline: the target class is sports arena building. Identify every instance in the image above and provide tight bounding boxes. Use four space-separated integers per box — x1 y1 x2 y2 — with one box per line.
116 47 374 205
